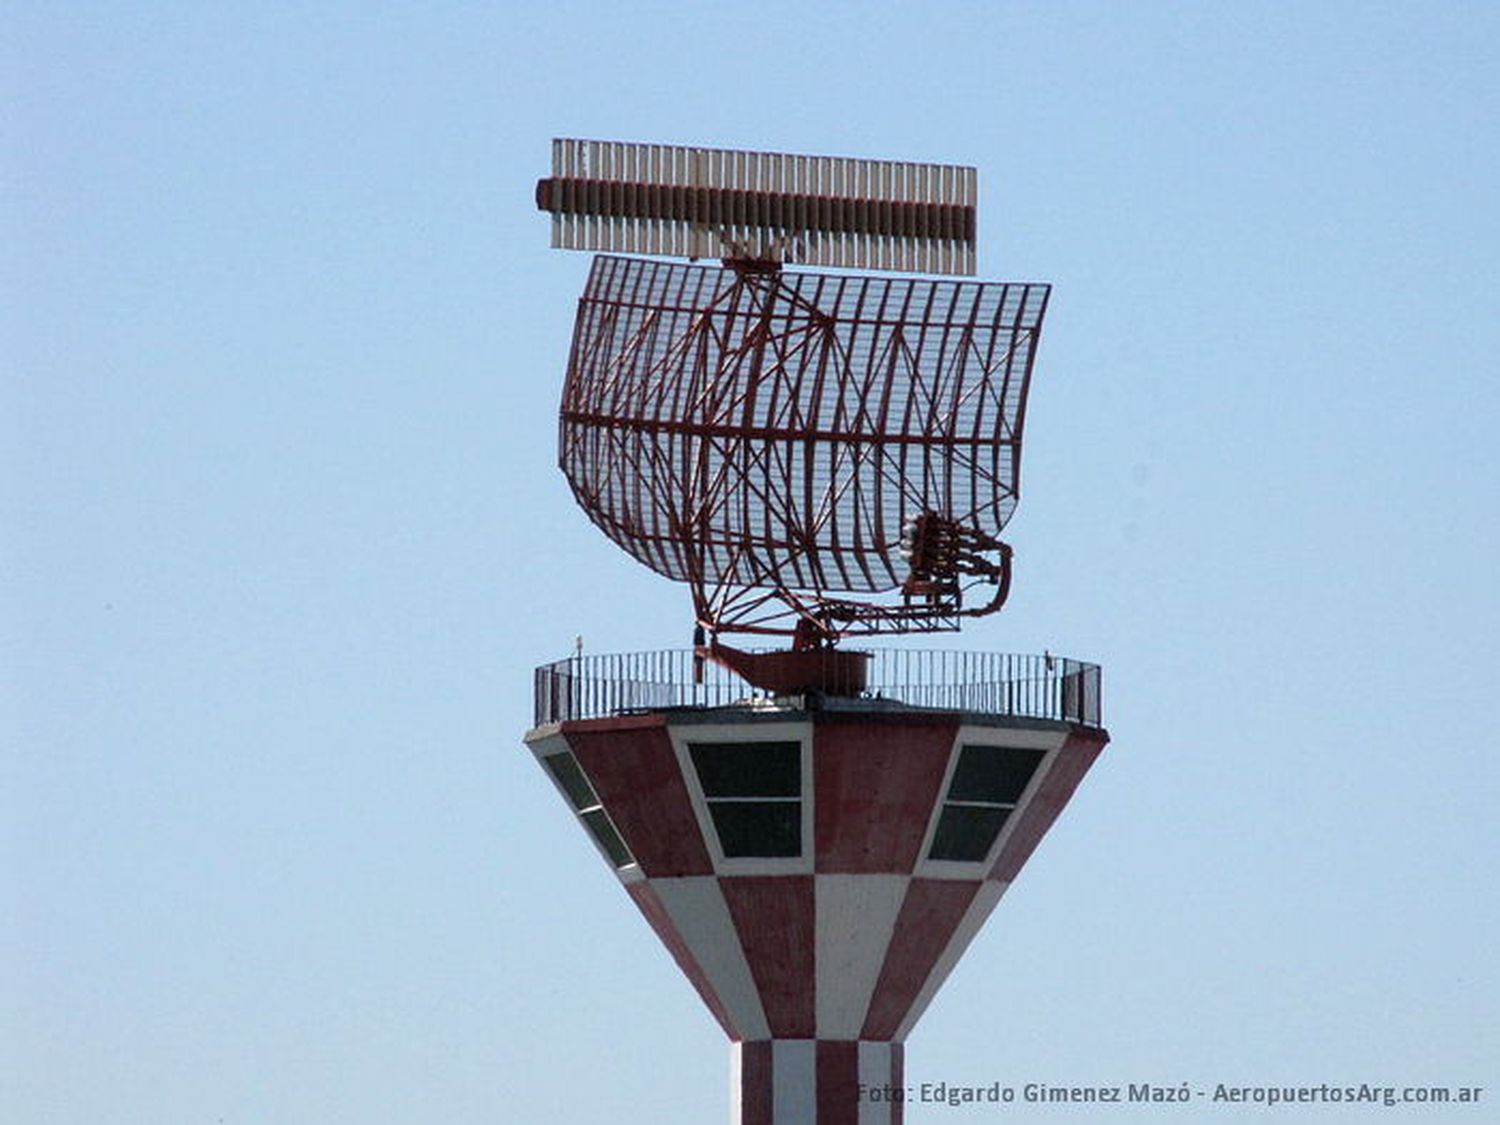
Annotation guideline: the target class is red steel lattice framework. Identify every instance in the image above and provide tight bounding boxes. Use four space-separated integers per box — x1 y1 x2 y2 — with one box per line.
559 254 1051 643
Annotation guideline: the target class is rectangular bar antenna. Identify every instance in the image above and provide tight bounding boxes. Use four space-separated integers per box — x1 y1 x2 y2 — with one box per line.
536 138 978 275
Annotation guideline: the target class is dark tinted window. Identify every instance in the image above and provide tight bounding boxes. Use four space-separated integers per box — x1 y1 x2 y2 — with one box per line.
708 801 801 858
544 752 597 811
947 745 1045 805
928 805 1012 862
688 741 803 859
543 751 634 869
580 809 633 869
689 741 800 798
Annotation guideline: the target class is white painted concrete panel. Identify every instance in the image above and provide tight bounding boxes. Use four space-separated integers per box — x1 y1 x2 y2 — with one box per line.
651 876 772 1041
815 875 910 1038
772 1040 816 1122
858 1041 895 1125
729 1043 744 1125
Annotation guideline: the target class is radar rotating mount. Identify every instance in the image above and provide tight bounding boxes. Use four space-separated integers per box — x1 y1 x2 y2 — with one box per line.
538 139 1050 695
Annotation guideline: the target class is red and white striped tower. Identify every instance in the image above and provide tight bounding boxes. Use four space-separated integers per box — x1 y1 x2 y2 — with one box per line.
526 655 1107 1124
525 140 1106 1122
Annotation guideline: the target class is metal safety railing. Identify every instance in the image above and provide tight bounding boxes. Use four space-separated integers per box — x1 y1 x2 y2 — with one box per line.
532 649 1102 729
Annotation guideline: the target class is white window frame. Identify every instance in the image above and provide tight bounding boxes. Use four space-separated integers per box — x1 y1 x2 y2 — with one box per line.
669 720 814 876
914 725 1068 881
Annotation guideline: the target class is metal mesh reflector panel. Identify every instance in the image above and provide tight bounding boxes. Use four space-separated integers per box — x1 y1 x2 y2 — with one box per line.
559 256 1049 626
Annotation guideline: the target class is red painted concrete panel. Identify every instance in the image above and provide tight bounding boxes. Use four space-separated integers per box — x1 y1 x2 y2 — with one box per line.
721 876 816 1038
624 881 737 1039
817 1040 861 1125
567 723 714 877
861 879 981 1040
815 718 958 874
558 712 670 736
739 1041 773 1125
988 731 1108 884
891 1042 905 1125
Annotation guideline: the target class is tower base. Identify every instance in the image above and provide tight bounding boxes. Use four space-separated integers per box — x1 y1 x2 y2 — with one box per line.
733 1040 902 1125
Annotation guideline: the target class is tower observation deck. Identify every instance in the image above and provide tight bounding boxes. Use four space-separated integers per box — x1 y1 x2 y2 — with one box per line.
526 648 1105 1123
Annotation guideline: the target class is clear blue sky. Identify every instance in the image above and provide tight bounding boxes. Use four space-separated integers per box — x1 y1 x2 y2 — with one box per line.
4 3 1497 1122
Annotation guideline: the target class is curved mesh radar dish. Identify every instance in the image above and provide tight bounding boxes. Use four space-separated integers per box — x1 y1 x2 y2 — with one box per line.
540 139 1050 645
